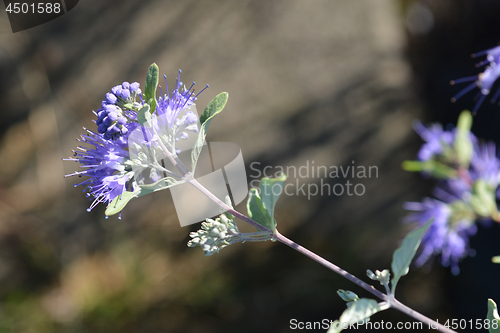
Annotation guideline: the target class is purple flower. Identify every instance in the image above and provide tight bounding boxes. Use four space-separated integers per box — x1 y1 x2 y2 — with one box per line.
152 71 208 153
95 81 143 142
65 128 132 214
451 46 500 113
470 141 500 188
156 71 207 126
431 139 499 202
404 198 476 275
412 120 454 162
66 69 208 217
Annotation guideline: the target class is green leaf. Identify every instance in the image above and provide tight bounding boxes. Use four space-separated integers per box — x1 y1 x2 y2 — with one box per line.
492 256 500 264
337 289 359 302
259 173 287 232
391 219 433 294
137 104 152 127
144 63 159 113
246 188 272 231
105 191 138 216
191 92 229 171
137 177 178 197
487 299 500 333
401 160 457 179
339 298 383 326
470 179 498 217
454 110 473 168
328 298 387 332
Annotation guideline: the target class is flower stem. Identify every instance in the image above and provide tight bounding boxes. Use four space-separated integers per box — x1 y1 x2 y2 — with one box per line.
187 178 272 233
164 147 455 332
273 231 457 333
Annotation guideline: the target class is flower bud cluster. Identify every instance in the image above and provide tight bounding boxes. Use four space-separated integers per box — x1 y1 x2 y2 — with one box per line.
187 213 240 256
96 81 143 142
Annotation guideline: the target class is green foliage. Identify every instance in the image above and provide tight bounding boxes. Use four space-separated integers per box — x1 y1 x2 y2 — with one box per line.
105 177 179 216
487 299 500 333
191 92 229 171
144 63 159 113
258 173 286 232
401 160 457 179
105 191 138 216
337 289 359 303
340 298 382 324
402 110 474 178
328 298 385 333
137 177 178 197
246 188 272 231
391 219 432 294
246 173 287 232
454 110 473 168
137 104 152 128
470 179 498 217
366 269 390 292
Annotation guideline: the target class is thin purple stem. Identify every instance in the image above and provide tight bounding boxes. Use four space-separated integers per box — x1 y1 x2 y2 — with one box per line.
158 133 455 333
187 178 272 233
274 231 457 333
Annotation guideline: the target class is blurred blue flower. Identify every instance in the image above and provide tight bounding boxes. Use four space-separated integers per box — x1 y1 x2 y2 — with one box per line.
412 120 454 162
470 141 500 188
451 46 500 113
404 198 476 275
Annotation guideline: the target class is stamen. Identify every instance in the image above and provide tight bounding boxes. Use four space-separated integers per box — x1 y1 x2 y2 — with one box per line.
195 84 209 98
450 76 478 85
471 49 490 58
490 87 500 103
176 69 182 91
472 94 487 115
451 82 478 102
164 75 170 100
475 60 490 68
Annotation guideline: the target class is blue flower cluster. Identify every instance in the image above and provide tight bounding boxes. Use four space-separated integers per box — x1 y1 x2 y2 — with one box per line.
451 46 500 113
404 115 500 274
154 71 207 153
65 69 205 216
66 128 131 213
95 81 142 145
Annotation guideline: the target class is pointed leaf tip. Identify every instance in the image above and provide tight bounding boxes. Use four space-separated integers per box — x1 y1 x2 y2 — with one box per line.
105 191 137 216
391 219 433 294
191 92 229 171
145 63 160 113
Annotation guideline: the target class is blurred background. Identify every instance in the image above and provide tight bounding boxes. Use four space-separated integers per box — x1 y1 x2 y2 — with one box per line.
0 0 500 332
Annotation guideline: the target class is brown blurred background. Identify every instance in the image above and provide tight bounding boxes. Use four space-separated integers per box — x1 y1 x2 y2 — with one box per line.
0 0 500 332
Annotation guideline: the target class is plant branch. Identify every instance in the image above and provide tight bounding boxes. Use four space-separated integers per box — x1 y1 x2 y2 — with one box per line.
187 178 272 233
274 231 457 333
157 135 455 333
